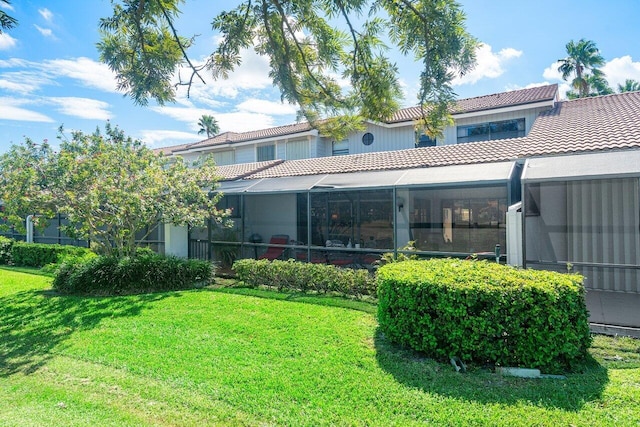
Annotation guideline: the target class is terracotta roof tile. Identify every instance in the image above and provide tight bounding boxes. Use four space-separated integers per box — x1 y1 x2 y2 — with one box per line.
243 90 640 179
216 160 284 181
180 123 314 151
387 84 558 123
156 85 558 152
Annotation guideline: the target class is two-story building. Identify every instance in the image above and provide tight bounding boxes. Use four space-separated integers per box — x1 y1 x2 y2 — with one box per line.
156 83 640 331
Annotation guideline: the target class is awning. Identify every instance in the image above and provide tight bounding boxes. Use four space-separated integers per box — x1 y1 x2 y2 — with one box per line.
395 161 517 188
216 160 518 195
521 150 640 183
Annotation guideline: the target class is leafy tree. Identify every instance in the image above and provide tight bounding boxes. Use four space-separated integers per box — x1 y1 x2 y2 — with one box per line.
618 79 640 93
197 114 220 138
0 0 17 33
98 0 477 139
558 38 606 98
0 123 227 257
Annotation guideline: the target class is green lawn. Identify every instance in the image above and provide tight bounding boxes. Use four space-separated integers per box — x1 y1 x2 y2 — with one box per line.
1 267 639 426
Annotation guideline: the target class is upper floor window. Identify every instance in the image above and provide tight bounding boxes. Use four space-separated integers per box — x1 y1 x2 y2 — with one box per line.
457 118 525 144
332 139 349 156
257 144 275 162
416 133 436 147
212 150 235 166
286 140 310 160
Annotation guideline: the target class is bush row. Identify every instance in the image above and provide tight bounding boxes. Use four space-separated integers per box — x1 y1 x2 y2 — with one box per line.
53 252 214 296
377 259 591 373
233 259 376 298
0 238 93 267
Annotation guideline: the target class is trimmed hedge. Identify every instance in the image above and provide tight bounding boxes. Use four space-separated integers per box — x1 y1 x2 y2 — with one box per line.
0 236 13 265
53 253 214 295
377 259 591 373
233 259 376 298
10 242 92 268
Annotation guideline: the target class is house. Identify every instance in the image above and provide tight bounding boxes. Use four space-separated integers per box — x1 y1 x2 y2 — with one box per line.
156 84 640 332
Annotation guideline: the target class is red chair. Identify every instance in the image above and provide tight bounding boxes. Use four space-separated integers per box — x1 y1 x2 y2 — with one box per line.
258 235 289 260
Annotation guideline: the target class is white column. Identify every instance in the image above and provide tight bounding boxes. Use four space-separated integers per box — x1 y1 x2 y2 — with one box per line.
164 224 189 258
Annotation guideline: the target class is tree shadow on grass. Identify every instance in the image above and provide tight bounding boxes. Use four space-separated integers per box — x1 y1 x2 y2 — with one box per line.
0 288 176 377
374 329 609 412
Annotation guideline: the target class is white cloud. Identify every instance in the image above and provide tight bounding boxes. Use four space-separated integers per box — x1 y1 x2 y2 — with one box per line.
42 57 118 93
48 97 111 120
0 98 54 122
0 33 17 50
236 99 297 116
602 55 640 89
452 43 523 86
543 61 563 81
151 104 278 134
38 8 54 23
0 70 55 94
138 130 201 147
34 25 54 39
173 48 273 103
216 112 276 132
0 2 14 10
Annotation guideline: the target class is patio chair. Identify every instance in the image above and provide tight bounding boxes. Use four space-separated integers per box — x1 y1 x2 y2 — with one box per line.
258 234 290 260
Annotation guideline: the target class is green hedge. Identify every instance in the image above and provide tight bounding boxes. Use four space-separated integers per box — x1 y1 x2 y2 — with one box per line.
0 236 13 265
10 242 92 267
377 259 591 373
53 253 214 295
233 259 376 298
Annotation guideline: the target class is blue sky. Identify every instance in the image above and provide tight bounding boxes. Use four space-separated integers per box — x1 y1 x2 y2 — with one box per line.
1 0 639 154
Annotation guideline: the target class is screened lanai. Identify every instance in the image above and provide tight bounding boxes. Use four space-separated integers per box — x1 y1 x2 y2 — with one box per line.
190 161 522 268
521 150 640 328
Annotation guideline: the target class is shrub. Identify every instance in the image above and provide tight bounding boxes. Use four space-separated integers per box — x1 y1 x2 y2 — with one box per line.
377 259 591 373
0 236 13 265
233 259 376 298
53 252 214 295
11 242 93 267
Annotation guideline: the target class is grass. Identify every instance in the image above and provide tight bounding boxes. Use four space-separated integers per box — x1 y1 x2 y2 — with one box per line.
1 268 639 426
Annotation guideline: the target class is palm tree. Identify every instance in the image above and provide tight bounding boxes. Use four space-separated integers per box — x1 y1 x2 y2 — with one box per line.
557 39 606 98
618 79 640 93
197 115 220 139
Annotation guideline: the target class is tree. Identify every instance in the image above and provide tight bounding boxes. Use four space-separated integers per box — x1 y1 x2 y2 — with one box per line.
558 38 606 98
0 0 18 33
0 123 227 257
98 0 477 139
618 79 640 93
197 114 220 138
566 72 613 99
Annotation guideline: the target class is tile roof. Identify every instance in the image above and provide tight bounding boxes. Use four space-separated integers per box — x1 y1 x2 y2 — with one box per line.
228 90 640 180
523 90 640 155
176 123 315 152
387 84 558 123
216 160 284 181
155 84 559 154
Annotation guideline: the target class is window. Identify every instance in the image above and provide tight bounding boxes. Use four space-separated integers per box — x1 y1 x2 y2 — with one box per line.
257 144 275 161
286 140 310 160
362 132 374 146
332 139 349 156
212 150 235 166
457 118 525 144
416 133 436 147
